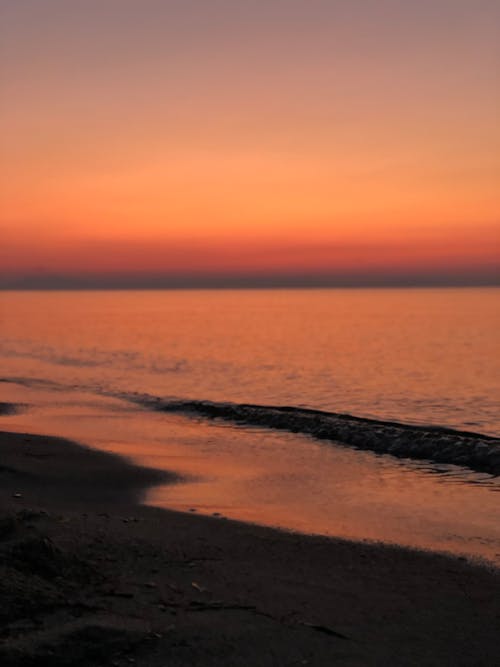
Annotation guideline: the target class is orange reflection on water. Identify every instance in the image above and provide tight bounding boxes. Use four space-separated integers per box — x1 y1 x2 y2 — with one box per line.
1 383 499 565
1 289 500 435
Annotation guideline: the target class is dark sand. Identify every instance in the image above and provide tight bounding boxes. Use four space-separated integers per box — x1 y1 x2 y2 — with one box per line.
1 403 499 666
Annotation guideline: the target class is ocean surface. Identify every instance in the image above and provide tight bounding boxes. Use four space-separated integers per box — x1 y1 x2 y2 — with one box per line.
1 288 499 563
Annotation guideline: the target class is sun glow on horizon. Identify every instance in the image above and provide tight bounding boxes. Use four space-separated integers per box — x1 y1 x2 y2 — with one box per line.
1 0 499 286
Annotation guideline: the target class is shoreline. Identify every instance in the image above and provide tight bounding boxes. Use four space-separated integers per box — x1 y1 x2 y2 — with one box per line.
135 396 500 476
3 378 500 474
1 406 499 665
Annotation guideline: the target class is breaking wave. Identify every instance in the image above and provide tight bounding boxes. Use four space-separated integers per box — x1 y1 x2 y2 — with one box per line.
131 396 500 476
1 375 499 476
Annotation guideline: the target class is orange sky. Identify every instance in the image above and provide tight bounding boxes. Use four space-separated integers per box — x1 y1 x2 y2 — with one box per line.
1 0 499 286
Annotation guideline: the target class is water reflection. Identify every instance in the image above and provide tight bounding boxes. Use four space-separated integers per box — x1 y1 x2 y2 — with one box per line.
2 381 499 566
1 288 499 435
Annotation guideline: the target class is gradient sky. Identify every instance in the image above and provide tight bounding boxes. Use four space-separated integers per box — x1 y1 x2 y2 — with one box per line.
1 0 499 287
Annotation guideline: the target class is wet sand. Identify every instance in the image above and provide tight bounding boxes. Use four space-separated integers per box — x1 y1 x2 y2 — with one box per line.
1 403 499 666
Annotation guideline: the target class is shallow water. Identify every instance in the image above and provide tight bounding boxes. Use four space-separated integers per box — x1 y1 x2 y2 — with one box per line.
1 382 499 565
1 288 499 434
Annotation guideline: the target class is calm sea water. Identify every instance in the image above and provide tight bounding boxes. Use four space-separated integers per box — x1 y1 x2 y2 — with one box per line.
1 288 499 434
1 288 499 563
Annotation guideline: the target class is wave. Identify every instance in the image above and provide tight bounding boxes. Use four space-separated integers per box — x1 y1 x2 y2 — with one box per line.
1 375 499 475
131 396 500 476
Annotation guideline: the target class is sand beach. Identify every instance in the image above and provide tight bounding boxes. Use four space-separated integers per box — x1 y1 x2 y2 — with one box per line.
1 402 499 666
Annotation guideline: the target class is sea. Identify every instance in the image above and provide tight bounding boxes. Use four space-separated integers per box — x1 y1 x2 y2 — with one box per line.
1 288 499 563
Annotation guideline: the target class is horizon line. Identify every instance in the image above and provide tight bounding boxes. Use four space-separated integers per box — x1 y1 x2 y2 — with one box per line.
1 276 499 291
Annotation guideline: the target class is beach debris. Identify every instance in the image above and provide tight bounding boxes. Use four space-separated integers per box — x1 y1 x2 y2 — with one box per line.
191 581 207 593
301 622 350 640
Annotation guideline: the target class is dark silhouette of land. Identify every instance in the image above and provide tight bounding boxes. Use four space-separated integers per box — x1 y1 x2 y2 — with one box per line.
1 269 499 291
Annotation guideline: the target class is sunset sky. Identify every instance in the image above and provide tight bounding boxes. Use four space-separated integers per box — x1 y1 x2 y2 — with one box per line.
1 0 499 287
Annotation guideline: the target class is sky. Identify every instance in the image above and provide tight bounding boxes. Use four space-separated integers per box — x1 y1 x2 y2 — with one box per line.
1 0 499 288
